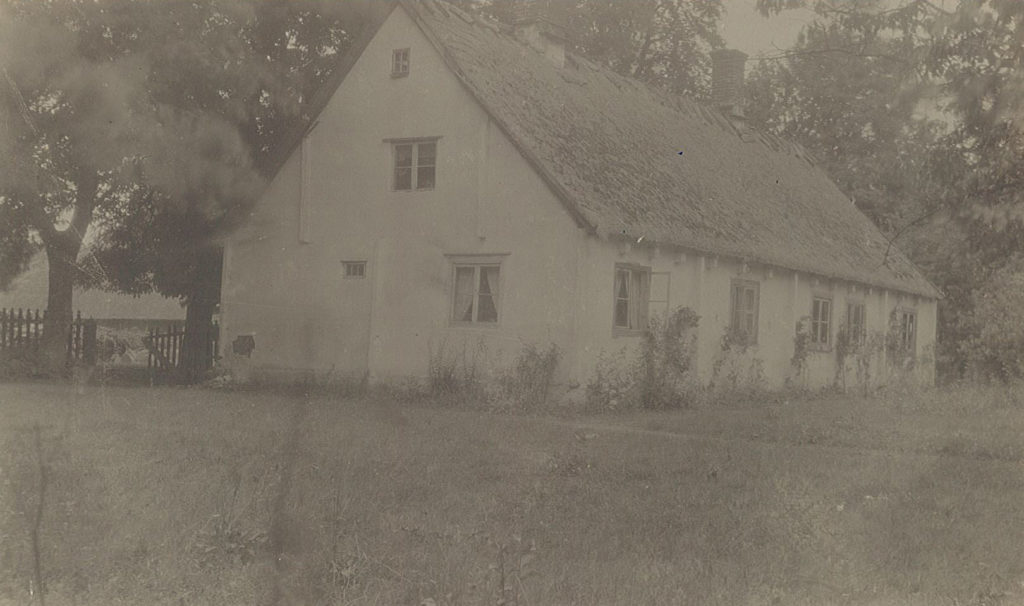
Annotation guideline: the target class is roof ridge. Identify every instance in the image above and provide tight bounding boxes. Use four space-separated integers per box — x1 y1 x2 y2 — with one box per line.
257 0 939 299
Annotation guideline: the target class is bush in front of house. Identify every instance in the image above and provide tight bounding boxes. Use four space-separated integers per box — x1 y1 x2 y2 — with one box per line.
498 343 561 411
426 338 563 412
586 306 701 410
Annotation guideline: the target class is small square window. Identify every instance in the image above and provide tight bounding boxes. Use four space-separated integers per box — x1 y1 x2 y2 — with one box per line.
342 261 366 279
392 48 410 77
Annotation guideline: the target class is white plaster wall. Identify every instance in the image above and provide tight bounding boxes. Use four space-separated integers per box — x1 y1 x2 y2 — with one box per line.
221 7 582 382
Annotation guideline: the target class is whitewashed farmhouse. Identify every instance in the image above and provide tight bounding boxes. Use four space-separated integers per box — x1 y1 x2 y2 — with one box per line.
219 0 940 390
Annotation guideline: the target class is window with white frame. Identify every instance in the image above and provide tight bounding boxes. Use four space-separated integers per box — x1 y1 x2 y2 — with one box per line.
452 262 501 324
393 140 436 191
810 296 832 347
730 279 759 344
846 301 866 345
897 309 917 353
614 264 651 333
392 48 410 77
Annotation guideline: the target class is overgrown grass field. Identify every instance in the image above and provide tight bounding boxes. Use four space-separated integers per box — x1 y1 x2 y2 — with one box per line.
2 382 1024 605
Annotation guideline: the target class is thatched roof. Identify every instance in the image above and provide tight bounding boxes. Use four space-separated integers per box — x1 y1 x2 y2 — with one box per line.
273 0 940 298
402 0 939 298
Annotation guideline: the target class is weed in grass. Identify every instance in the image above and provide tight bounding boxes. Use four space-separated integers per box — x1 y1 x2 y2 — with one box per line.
0 425 105 604
427 337 491 406
190 458 276 570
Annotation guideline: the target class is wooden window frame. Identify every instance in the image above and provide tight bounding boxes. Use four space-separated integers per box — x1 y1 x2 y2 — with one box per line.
389 138 438 191
448 254 506 327
810 296 832 350
342 261 367 279
729 279 760 345
391 48 410 78
612 263 652 336
846 301 867 346
897 308 917 354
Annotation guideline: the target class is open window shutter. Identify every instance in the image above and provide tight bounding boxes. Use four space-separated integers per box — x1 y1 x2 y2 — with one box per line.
649 272 670 325
752 285 760 339
299 136 313 243
730 283 738 331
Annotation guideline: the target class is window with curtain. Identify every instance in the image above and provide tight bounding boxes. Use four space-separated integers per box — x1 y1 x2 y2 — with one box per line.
730 279 760 344
452 263 500 324
613 264 651 333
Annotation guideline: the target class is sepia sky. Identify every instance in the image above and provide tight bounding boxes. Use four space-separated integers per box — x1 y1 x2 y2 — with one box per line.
720 0 816 58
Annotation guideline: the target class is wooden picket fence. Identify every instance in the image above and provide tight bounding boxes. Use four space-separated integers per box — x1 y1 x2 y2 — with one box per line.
144 322 219 373
0 308 96 363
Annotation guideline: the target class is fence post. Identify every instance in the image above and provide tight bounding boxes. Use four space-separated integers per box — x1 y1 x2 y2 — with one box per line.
33 309 41 350
82 320 97 366
16 308 23 347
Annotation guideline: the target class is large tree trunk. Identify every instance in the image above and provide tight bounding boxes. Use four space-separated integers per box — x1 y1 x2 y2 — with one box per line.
40 238 79 372
178 247 223 384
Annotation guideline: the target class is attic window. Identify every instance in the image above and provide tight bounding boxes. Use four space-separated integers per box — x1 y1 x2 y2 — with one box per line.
391 139 437 191
392 48 410 77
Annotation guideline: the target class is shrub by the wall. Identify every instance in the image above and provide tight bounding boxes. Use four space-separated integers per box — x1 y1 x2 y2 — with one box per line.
586 307 701 410
709 324 767 403
499 343 561 410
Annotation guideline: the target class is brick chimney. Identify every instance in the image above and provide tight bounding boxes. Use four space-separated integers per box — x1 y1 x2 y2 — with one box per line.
511 0 569 68
711 49 748 119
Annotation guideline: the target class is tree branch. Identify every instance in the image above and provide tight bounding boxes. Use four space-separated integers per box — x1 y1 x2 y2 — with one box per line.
1 67 39 137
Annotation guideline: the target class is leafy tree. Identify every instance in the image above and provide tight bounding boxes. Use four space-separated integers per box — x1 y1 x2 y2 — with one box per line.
0 0 264 369
0 0 378 376
745 4 940 232
748 0 1024 378
84 0 376 381
458 0 724 98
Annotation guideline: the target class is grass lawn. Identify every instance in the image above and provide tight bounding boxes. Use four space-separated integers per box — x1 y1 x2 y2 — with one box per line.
2 382 1024 605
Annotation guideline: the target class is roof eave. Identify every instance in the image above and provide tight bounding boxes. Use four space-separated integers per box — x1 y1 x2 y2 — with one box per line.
256 1 401 181
399 0 596 234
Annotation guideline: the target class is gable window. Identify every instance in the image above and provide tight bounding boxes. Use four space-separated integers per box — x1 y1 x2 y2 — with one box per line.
393 140 436 191
392 48 410 77
452 262 501 325
897 309 917 353
730 279 759 344
810 296 832 348
846 302 866 345
613 264 651 334
342 261 366 279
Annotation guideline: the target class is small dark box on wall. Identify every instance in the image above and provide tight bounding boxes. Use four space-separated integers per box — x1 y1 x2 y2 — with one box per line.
232 334 255 357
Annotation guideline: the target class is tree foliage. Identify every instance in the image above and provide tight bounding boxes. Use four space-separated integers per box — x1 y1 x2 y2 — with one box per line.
748 0 1024 378
458 0 723 98
0 0 377 372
